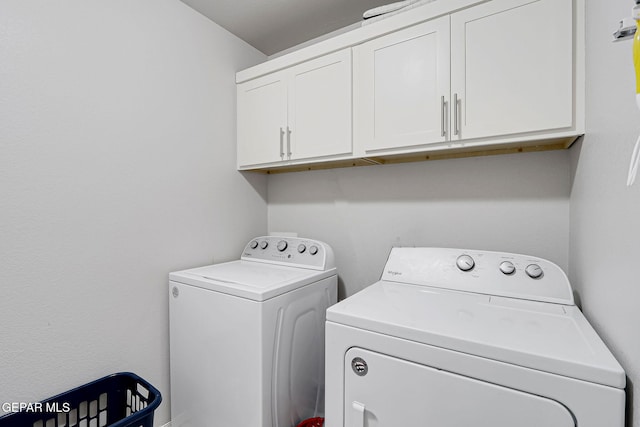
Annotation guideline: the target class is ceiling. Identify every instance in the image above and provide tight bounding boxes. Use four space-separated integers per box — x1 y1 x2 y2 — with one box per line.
181 0 393 56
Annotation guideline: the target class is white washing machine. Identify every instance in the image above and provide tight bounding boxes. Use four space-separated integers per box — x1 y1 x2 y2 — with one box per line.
325 248 626 427
169 236 337 427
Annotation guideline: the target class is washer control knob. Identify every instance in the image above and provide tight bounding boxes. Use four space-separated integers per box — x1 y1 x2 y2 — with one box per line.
260 241 269 250
309 245 319 255
297 244 306 254
456 255 475 272
499 261 516 275
249 240 259 249
277 240 288 252
525 264 543 279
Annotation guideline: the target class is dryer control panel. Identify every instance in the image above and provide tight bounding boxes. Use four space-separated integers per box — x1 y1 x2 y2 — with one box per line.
381 248 573 305
241 236 335 271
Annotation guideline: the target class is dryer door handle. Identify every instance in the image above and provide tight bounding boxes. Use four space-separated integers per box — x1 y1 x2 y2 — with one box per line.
352 401 366 427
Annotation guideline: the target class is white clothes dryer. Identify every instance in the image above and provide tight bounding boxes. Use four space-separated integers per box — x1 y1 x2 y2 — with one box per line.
169 236 337 427
325 247 626 427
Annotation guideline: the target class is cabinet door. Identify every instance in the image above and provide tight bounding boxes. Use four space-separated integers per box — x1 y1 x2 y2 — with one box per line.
237 72 287 167
355 16 450 152
288 49 353 160
450 0 573 140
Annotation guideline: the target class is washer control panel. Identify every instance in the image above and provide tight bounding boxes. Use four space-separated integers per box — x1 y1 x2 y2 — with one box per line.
241 236 335 270
383 248 573 305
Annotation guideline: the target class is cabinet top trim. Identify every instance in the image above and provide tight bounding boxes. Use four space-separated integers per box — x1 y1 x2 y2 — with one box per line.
236 0 489 84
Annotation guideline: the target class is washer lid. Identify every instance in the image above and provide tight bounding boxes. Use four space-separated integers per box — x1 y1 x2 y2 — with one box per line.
170 260 335 301
327 281 626 389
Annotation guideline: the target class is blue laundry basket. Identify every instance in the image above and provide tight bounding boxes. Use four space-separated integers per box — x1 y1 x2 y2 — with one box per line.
0 372 161 427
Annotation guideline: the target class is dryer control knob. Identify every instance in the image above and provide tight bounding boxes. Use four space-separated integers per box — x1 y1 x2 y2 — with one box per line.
260 241 269 249
250 240 259 249
499 261 516 275
456 255 475 272
277 240 288 252
297 244 306 253
525 264 543 279
309 245 319 255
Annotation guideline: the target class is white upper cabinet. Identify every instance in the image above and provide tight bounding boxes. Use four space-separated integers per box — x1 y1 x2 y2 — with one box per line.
237 49 352 169
289 49 352 161
356 0 576 155
237 73 287 166
450 0 573 141
236 0 583 171
355 16 451 152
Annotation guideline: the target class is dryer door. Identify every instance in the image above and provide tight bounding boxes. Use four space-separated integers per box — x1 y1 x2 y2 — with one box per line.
344 348 575 427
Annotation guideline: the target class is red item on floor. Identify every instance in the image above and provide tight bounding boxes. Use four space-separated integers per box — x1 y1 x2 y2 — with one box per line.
296 417 324 427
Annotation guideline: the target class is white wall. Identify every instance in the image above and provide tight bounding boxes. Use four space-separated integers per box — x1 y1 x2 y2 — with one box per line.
0 0 267 424
570 1 640 425
268 150 570 299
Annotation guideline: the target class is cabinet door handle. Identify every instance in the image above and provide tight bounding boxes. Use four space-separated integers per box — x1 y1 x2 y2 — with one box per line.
441 95 447 137
453 93 459 136
279 127 285 159
286 126 292 159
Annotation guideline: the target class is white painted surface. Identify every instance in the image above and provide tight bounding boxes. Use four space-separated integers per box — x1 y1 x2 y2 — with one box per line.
0 0 266 424
570 0 640 425
331 280 626 389
450 0 574 140
268 150 570 299
343 348 576 426
325 319 625 427
238 0 584 170
168 236 336 301
289 49 352 160
237 49 352 168
237 73 288 165
355 16 450 151
380 247 574 304
169 264 336 426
